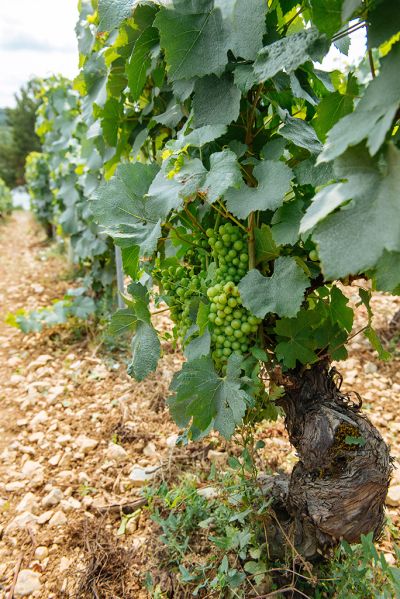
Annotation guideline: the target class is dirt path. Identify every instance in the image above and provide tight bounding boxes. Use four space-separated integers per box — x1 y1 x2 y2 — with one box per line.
0 212 399 598
0 213 182 597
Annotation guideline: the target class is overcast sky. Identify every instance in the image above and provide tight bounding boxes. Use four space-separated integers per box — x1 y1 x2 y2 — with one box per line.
0 0 79 107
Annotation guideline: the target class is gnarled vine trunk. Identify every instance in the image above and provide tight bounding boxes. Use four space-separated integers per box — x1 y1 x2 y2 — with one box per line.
262 363 392 559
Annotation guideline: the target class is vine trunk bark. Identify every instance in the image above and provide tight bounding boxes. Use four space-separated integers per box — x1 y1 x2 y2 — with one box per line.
262 362 392 559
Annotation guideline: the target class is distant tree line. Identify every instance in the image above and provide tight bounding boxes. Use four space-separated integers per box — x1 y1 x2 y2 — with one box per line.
0 79 41 188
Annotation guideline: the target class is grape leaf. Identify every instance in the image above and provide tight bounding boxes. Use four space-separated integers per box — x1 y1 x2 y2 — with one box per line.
342 0 363 21
168 125 228 151
184 329 211 361
92 162 161 255
300 145 378 233
319 44 400 161
98 0 134 32
310 0 342 37
238 257 309 318
69 296 96 319
121 246 140 280
126 27 159 101
154 1 228 81
147 159 206 219
367 0 400 49
254 225 280 264
374 251 400 293
214 0 267 60
312 144 400 278
330 286 354 333
193 75 241 127
313 91 354 142
358 288 393 360
234 64 259 93
279 113 323 154
109 308 138 336
271 198 304 246
127 282 151 323
101 98 121 146
128 321 161 381
225 160 293 219
364 327 391 361
169 355 251 438
254 28 324 82
274 311 320 368
199 150 242 203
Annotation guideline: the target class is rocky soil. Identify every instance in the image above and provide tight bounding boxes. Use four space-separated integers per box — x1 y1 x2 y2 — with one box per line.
0 212 399 598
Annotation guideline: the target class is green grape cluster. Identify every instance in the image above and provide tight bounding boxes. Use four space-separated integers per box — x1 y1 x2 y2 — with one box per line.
207 280 260 369
158 264 201 338
206 223 248 284
185 234 208 271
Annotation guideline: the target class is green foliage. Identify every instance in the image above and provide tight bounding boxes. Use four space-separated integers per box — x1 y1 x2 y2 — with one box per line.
317 534 400 598
25 152 53 234
34 76 115 295
0 178 12 217
169 354 252 439
6 288 96 333
0 79 41 187
70 0 400 442
238 257 309 319
144 473 400 598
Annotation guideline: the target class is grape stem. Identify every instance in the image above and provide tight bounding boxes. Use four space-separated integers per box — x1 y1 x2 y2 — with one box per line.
151 307 171 316
248 213 256 270
183 205 207 234
211 200 247 232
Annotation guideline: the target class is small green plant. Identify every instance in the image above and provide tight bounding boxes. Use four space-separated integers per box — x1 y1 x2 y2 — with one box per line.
144 449 277 598
316 534 400 599
144 453 400 598
6 287 96 333
78 483 97 497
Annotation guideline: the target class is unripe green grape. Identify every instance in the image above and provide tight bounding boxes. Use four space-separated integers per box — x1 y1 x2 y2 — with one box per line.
241 322 251 334
225 325 234 336
233 240 244 251
309 249 319 261
223 347 231 357
206 228 214 238
231 319 241 330
228 297 237 308
215 317 223 326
